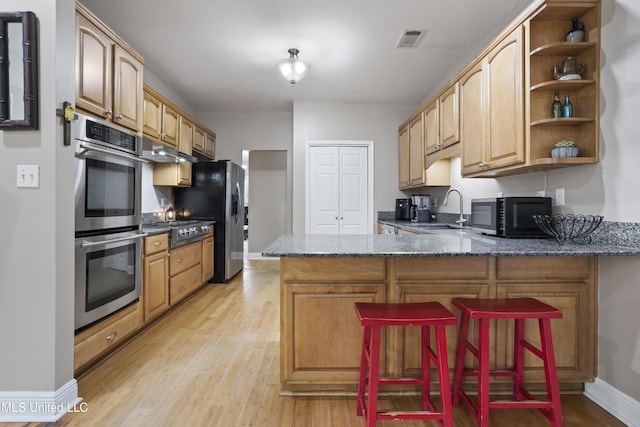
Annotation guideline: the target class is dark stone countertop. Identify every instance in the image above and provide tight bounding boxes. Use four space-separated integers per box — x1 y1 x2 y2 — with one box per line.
262 229 640 258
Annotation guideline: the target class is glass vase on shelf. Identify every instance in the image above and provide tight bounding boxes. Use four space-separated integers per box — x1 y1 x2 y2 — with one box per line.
551 91 562 118
563 95 574 118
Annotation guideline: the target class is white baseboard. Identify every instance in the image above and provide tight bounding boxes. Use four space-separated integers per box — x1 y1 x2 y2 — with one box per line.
0 379 82 422
584 377 640 427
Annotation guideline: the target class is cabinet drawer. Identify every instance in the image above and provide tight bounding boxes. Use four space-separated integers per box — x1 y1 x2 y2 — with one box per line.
284 257 387 282
74 302 142 371
169 242 202 275
170 264 202 305
144 233 168 255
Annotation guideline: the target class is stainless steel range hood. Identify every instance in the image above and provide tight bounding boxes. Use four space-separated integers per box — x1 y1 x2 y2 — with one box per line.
142 138 198 164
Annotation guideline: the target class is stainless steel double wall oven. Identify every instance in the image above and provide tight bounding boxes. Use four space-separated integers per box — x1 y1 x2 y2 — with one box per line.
74 114 146 330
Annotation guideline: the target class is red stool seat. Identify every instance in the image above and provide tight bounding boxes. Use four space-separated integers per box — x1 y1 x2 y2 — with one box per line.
355 302 457 427
451 297 564 427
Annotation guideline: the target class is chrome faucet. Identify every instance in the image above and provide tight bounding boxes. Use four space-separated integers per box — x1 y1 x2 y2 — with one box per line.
443 187 466 227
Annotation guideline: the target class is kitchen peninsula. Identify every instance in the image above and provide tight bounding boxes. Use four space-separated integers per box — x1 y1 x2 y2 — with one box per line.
263 230 640 395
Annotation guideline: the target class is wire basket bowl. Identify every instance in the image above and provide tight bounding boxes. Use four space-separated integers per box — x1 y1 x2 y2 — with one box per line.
533 214 603 244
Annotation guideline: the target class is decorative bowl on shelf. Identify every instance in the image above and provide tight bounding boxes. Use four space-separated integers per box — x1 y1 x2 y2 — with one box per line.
532 214 603 244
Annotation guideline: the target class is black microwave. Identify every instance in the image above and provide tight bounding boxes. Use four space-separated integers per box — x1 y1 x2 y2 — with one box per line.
470 197 552 237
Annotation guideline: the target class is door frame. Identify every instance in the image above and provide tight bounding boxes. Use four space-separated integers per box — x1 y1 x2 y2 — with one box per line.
304 140 374 234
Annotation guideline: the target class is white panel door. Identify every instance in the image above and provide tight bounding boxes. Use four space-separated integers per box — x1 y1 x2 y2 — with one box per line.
308 145 368 234
309 147 340 233
339 146 368 234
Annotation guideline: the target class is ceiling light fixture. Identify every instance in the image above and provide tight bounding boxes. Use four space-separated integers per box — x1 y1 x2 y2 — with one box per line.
276 48 311 84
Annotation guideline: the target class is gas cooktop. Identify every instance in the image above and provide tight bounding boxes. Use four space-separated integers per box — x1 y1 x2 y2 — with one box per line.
145 220 211 248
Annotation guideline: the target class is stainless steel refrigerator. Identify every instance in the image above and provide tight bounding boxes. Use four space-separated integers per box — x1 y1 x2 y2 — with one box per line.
175 160 245 282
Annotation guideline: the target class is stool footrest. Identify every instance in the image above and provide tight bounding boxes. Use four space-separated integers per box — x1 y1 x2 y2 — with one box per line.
377 410 445 421
490 400 554 409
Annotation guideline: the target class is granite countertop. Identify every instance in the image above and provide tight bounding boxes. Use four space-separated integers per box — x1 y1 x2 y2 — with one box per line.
142 225 171 236
262 229 640 257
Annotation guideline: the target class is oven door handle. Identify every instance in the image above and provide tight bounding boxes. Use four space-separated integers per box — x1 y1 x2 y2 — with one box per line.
81 233 149 248
78 143 149 163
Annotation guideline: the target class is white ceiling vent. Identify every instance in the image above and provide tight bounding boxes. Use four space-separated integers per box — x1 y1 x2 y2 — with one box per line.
395 29 425 48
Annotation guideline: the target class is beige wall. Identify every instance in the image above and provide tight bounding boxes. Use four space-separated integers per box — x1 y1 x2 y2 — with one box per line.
0 0 76 398
292 101 415 234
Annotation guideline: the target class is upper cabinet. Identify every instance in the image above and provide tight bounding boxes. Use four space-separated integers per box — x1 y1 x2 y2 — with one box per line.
399 0 601 181
143 86 179 148
527 2 600 170
398 108 451 189
462 27 525 175
75 2 143 133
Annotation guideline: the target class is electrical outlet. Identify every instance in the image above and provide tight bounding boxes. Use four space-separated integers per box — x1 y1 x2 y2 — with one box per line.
16 165 40 188
537 190 546 197
555 187 565 206
497 192 504 197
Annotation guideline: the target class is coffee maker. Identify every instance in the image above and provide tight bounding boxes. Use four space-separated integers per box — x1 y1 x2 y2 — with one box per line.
411 195 431 223
395 198 412 220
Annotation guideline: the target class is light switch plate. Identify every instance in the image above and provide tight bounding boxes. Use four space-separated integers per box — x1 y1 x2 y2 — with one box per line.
555 187 565 206
17 165 40 188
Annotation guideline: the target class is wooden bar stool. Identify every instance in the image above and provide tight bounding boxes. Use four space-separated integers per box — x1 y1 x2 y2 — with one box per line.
451 297 564 427
355 302 457 427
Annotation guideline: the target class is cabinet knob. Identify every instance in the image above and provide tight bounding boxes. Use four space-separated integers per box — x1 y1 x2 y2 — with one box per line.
105 332 118 341
106 110 113 117
154 242 161 247
176 258 183 264
116 114 123 120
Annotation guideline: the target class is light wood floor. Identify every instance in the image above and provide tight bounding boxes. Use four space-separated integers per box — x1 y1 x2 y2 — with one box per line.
7 259 626 426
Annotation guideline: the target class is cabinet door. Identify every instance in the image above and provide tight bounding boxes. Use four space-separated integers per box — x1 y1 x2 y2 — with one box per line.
485 26 524 170
409 114 425 186
202 236 214 282
143 250 169 323
112 45 143 132
143 91 162 140
440 82 460 148
460 61 485 175
76 13 112 119
161 104 179 148
179 116 194 155
193 126 205 152
398 125 410 189
424 101 440 156
205 133 216 157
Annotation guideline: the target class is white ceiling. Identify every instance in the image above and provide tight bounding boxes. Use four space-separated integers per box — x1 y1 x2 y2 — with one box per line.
79 0 533 113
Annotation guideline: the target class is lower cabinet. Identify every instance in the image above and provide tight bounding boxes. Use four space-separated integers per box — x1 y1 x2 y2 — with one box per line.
169 241 202 305
143 234 170 322
74 301 142 373
202 232 214 283
279 255 597 394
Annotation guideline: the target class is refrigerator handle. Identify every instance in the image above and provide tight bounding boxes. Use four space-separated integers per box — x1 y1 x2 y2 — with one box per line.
231 181 241 226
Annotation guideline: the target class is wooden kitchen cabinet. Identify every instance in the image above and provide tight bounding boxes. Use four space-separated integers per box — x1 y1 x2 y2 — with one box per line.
143 86 179 148
150 86 194 187
205 132 216 158
527 2 600 168
398 125 410 189
193 125 205 152
423 101 439 157
74 301 142 374
439 82 460 149
280 257 387 392
168 241 202 305
143 234 169 323
75 3 144 132
462 26 525 175
279 255 597 394
409 113 425 186
202 231 214 283
398 107 450 189
401 0 601 179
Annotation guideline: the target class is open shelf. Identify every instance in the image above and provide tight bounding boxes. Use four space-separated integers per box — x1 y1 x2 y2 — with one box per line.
531 117 595 127
530 79 595 92
530 42 597 57
533 156 597 165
